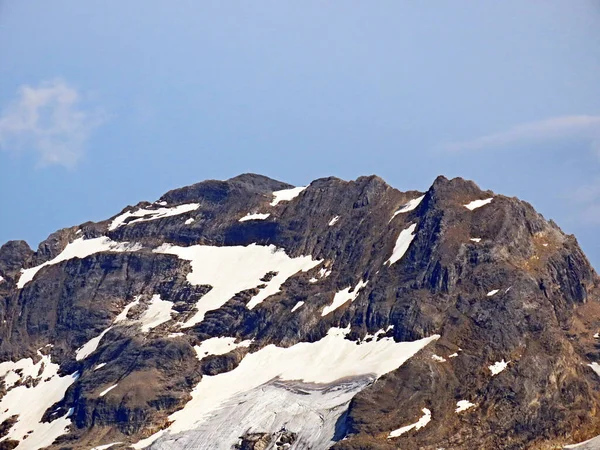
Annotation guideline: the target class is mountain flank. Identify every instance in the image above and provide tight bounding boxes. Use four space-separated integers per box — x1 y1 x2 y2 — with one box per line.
0 174 599 450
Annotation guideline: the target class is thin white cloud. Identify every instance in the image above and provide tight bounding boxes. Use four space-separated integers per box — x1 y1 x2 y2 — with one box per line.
581 203 600 225
441 115 600 153
0 79 106 167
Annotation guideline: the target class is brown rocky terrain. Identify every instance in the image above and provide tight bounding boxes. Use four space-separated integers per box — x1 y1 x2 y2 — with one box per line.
0 173 599 449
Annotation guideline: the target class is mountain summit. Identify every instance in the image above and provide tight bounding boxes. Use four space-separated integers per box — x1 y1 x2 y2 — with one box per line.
1 174 599 450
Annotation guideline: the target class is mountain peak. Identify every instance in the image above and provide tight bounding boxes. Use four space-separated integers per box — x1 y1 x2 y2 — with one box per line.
0 174 599 450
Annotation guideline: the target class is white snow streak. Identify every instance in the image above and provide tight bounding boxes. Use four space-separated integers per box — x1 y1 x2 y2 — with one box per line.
109 203 199 230
184 218 195 225
18 237 142 289
388 408 432 438
487 289 499 297
114 296 141 323
133 328 439 449
321 280 368 316
328 216 340 226
94 363 107 371
464 198 494 210
391 195 425 220
239 213 270 222
99 384 118 397
386 224 417 265
470 238 481 243
76 329 111 361
75 297 141 361
431 354 446 362
154 243 321 327
270 187 306 206
489 359 509 376
291 301 305 312
76 295 170 360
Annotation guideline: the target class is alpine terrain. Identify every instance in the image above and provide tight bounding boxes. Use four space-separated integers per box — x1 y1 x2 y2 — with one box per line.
2 173 600 450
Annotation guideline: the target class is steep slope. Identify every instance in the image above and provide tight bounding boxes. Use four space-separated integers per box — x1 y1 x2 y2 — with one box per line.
0 173 599 450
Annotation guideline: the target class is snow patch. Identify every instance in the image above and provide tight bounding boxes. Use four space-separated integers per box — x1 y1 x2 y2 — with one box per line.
588 362 600 377
388 408 432 438
18 237 142 289
138 294 174 332
270 186 306 206
391 195 425 220
239 212 270 222
328 216 340 226
91 443 122 450
99 384 118 397
195 337 252 360
154 243 321 327
76 329 111 361
0 353 79 450
487 289 499 297
291 301 304 312
321 280 368 316
109 203 199 230
431 355 446 362
464 198 494 210
386 224 417 265
184 218 195 225
448 352 459 358
470 238 481 243
94 363 107 371
133 328 439 449
489 359 509 376
360 326 394 343
455 400 475 413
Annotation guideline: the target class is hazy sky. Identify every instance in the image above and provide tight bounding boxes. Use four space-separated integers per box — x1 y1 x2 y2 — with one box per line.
2 1 600 266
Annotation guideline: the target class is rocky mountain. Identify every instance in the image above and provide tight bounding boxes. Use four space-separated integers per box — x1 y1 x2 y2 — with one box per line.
1 173 600 450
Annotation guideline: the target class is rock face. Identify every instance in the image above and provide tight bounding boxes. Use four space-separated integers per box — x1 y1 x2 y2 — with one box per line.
0 173 600 450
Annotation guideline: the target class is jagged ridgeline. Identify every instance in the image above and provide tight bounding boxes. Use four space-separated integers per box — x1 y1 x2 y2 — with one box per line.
0 174 600 450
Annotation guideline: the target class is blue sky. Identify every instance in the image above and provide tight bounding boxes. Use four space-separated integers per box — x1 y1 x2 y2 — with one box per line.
1 1 600 266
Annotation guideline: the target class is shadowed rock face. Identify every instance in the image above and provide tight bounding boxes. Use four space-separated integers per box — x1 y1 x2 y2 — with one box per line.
0 173 599 450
